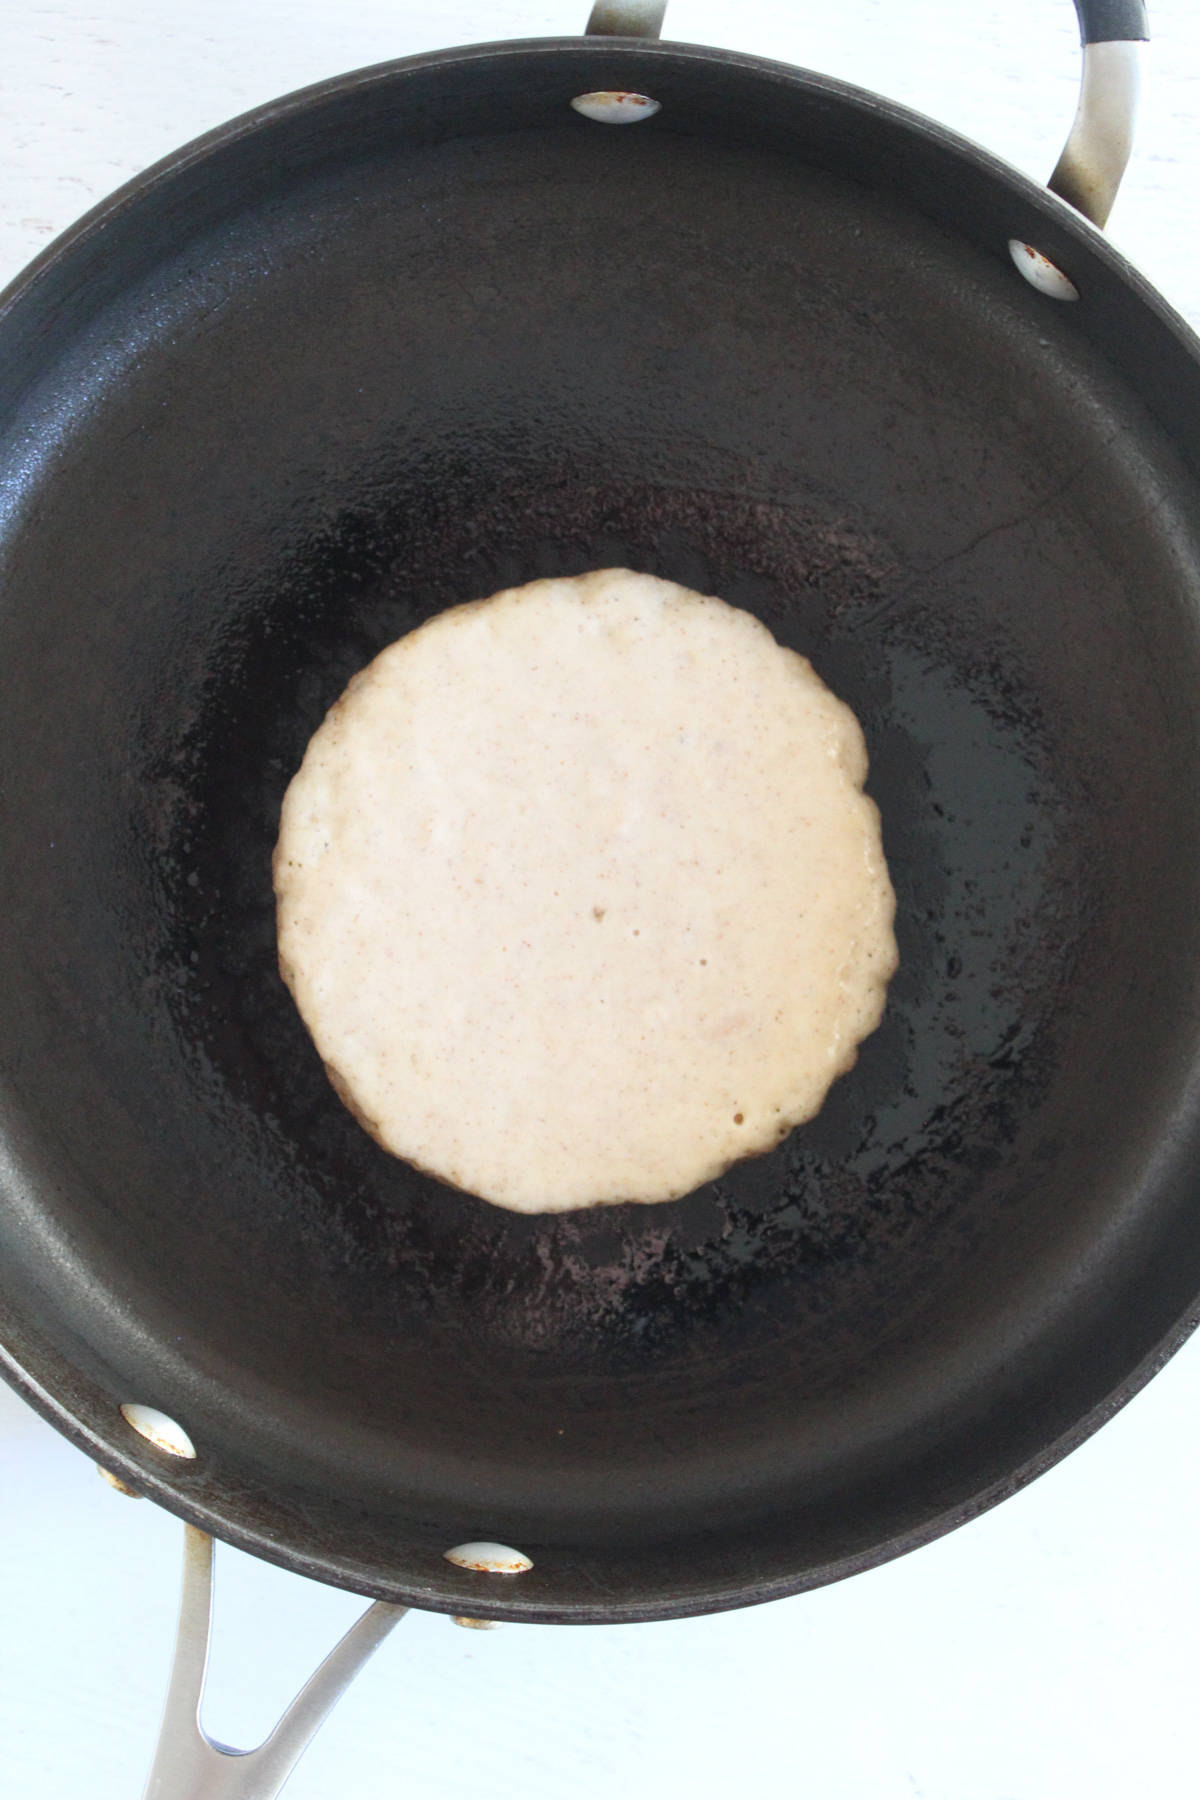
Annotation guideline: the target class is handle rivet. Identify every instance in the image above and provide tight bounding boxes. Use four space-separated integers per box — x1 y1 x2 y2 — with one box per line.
97 1463 144 1497
120 1402 197 1459
1008 240 1080 301
571 91 660 123
444 1540 533 1573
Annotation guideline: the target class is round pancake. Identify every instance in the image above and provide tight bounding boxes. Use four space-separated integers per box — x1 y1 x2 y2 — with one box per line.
274 569 897 1212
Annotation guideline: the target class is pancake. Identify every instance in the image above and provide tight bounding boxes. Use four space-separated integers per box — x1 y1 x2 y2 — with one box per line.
274 569 897 1212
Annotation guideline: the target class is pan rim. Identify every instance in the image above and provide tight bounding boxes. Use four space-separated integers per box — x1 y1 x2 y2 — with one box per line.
4 1301 1200 1624
1 31 1197 362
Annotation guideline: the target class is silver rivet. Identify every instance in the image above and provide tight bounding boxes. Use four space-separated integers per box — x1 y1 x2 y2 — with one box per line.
570 91 660 124
444 1540 533 1574
97 1463 143 1497
119 1403 197 1459
451 1616 505 1630
1008 239 1080 301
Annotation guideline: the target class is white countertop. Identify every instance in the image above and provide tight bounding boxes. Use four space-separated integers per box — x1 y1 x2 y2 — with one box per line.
3 5 1200 1798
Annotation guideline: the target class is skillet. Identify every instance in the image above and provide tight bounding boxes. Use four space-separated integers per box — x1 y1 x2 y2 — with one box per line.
1 0 1197 1678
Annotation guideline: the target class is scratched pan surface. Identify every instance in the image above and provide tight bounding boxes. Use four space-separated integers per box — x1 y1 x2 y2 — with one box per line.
3 40 1200 1622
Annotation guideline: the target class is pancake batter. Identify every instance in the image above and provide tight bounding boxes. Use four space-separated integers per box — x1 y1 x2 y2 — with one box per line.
275 569 896 1212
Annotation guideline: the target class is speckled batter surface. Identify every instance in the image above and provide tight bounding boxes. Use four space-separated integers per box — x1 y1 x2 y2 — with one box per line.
274 570 896 1211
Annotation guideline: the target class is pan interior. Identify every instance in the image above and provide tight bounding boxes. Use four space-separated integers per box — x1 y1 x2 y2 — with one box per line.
3 46 1200 1618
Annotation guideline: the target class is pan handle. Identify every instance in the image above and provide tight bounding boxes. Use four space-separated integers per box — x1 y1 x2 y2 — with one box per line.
1050 0 1149 227
585 1 666 35
141 1526 407 1800
585 0 1150 232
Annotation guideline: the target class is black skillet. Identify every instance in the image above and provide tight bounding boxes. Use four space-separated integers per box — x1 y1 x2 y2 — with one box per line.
3 0 1200 1672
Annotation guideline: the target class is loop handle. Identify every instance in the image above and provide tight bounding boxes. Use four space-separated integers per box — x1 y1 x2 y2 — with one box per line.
142 1529 407 1800
582 0 1151 230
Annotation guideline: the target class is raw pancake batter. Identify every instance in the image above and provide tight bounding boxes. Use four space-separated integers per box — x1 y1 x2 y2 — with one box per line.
275 569 897 1212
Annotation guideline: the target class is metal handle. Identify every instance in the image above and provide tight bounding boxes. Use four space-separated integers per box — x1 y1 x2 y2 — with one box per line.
142 1527 407 1800
1048 1 1150 227
585 0 666 35
583 0 1150 231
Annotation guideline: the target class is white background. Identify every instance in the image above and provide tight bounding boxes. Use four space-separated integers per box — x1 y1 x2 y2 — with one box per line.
2 4 1200 1797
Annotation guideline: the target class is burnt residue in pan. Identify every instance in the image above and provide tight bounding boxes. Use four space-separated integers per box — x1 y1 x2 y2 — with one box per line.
149 474 1075 1388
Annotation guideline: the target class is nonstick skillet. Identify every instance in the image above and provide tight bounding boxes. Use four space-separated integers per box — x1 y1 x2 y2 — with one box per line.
3 0 1200 1789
